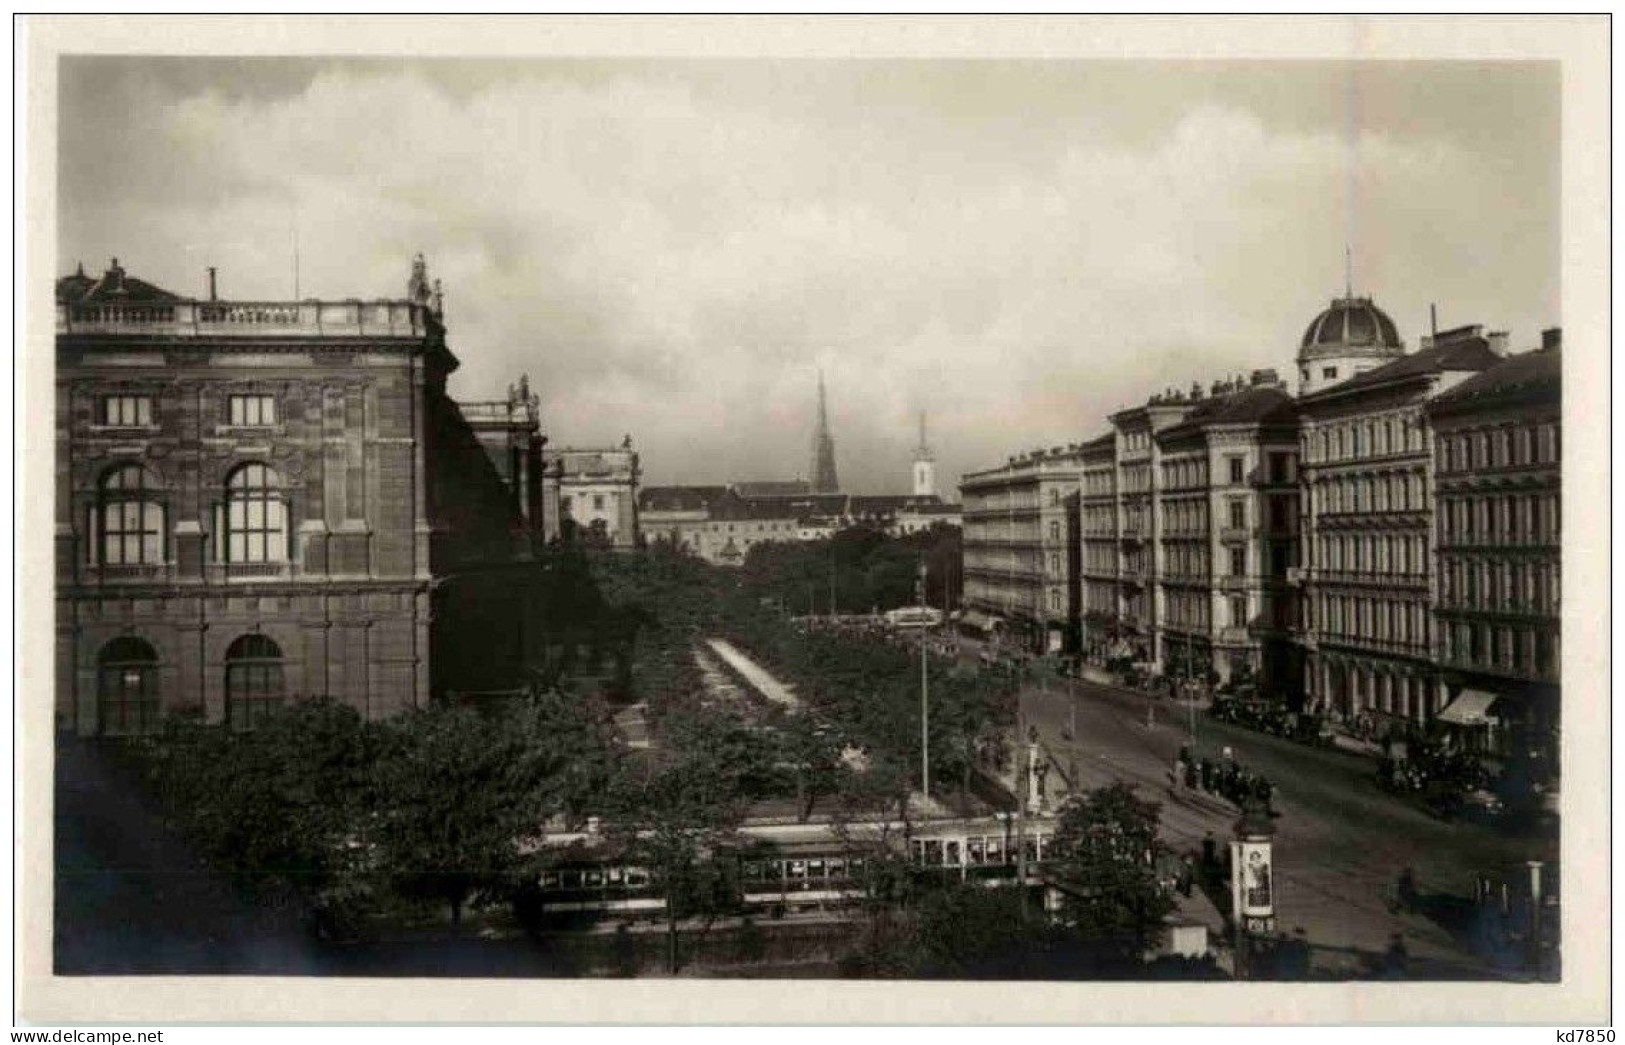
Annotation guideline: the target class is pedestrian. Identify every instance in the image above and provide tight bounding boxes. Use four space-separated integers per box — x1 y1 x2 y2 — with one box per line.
1177 855 1195 897
1200 758 1214 792
1201 831 1217 875
1184 761 1198 790
1397 866 1418 912
1383 933 1409 979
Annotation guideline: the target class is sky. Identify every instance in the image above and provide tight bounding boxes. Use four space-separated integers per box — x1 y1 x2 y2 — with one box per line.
58 58 1559 495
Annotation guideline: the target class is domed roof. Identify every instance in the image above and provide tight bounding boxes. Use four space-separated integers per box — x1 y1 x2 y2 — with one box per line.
1300 296 1402 352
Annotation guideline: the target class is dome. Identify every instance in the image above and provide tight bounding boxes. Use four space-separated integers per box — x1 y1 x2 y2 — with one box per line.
1300 296 1402 352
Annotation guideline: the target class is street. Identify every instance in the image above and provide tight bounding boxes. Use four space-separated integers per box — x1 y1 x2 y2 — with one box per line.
1016 673 1557 974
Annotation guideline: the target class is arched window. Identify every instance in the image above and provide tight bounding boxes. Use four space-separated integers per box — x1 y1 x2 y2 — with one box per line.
225 634 285 730
98 636 160 735
94 464 165 565
223 463 287 563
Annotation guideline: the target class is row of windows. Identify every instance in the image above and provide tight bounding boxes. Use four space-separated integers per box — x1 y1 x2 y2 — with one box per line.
1437 423 1559 474
1315 533 1428 577
1161 500 1211 536
1441 622 1558 678
1161 544 1210 579
1304 412 1423 464
1312 470 1426 515
1164 591 1212 629
1315 595 1429 648
1081 470 1117 496
1439 558 1560 617
1160 458 1211 491
95 634 286 736
96 393 279 428
1439 494 1560 546
84 462 290 567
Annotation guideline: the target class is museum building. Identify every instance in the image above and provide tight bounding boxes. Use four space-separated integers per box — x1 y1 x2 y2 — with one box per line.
55 256 541 735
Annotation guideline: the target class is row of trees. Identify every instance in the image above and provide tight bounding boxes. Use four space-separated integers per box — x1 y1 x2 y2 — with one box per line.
738 523 962 616
134 689 617 935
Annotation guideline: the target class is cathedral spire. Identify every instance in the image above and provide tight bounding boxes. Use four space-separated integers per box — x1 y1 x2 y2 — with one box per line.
810 370 840 493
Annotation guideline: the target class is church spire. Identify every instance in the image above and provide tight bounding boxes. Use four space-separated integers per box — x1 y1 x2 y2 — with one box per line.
810 370 840 493
911 408 936 498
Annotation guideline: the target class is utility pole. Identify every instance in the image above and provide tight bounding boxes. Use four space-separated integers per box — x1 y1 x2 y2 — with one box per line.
919 556 930 802
1015 685 1029 924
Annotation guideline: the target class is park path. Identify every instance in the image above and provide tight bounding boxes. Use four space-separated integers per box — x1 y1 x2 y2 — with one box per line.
702 637 954 818
703 638 802 709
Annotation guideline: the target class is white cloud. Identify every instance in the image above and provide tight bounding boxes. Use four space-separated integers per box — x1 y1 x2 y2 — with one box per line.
60 63 1558 494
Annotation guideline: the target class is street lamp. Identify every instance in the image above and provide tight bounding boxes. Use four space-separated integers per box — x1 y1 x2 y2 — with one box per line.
919 556 931 802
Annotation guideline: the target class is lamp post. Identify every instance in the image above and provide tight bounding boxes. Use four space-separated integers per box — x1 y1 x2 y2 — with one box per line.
919 556 930 802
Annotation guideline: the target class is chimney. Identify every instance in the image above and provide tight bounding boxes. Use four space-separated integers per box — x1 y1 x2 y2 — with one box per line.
1486 331 1510 358
207 266 218 301
1541 327 1562 351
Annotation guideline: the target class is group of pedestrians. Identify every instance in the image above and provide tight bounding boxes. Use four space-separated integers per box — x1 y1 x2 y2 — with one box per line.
1173 745 1276 814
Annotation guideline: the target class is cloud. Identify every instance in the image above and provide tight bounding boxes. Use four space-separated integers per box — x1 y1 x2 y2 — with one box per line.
59 61 1558 494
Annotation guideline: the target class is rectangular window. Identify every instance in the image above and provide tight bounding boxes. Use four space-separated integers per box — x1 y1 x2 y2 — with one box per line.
1228 457 1245 484
228 394 277 426
1323 366 1338 381
1229 545 1246 577
101 395 153 426
1230 595 1247 628
1269 452 1290 484
1228 500 1246 529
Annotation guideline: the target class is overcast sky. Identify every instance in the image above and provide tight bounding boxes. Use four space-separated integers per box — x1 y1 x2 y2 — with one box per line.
59 58 1558 494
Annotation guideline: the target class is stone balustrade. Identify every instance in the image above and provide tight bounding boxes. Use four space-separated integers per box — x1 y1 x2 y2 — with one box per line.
58 299 429 338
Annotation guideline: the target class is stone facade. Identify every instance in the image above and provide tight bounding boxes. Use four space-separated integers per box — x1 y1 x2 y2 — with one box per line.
1426 334 1562 758
1297 325 1503 727
1150 377 1302 694
56 257 534 735
546 444 641 549
960 289 1562 755
959 446 1082 653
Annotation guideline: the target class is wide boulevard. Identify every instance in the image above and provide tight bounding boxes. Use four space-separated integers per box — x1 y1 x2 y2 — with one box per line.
1009 667 1558 976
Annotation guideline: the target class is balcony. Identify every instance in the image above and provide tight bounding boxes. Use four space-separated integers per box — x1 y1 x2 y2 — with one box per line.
1219 574 1249 592
1219 526 1254 543
1217 626 1252 645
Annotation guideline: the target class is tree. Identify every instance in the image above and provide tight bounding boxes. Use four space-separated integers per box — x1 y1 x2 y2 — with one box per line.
1046 783 1175 966
135 697 372 913
607 750 748 973
909 882 1057 978
776 713 844 822
368 693 615 927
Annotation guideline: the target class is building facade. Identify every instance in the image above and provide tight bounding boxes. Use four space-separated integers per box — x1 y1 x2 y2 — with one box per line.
546 443 641 549
57 256 535 735
1078 433 1120 658
1297 321 1503 728
959 446 1083 653
1426 333 1562 760
1105 395 1198 668
1151 376 1303 695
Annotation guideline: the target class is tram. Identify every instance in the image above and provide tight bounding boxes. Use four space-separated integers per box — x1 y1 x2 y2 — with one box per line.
532 812 1061 920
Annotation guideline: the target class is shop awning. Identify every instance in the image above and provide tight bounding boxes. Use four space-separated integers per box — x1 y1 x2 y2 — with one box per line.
961 610 1004 632
1436 689 1502 727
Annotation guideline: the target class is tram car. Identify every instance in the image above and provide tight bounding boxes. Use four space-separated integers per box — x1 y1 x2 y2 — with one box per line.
532 813 1061 922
